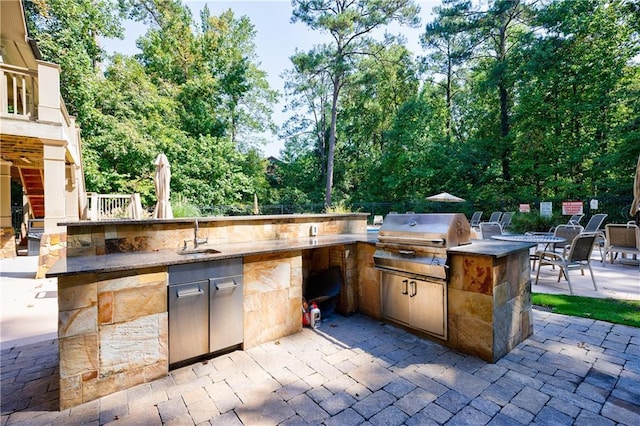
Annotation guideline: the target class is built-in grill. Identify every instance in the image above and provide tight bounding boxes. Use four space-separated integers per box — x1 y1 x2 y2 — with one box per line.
373 213 471 340
374 213 471 280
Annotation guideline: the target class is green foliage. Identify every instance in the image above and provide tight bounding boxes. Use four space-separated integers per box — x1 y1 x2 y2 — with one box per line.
290 0 421 206
509 212 560 234
171 196 202 218
23 0 640 218
25 0 278 211
325 200 351 214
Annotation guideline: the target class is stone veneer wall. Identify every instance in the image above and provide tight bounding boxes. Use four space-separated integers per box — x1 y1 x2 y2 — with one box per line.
36 232 67 278
243 251 303 348
57 267 168 409
448 249 533 362
357 243 380 319
65 217 365 257
0 227 16 259
301 244 359 315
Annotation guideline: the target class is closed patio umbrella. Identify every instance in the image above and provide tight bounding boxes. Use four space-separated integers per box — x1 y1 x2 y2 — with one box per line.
153 153 173 219
426 192 465 203
631 155 640 222
253 193 259 215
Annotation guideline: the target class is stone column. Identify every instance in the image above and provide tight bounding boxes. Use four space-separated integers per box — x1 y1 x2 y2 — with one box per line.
0 160 17 258
0 160 12 228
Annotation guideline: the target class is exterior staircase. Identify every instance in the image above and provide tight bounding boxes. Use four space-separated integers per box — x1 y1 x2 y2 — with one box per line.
18 168 45 218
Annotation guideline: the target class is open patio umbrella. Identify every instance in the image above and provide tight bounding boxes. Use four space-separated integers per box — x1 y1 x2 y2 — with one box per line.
426 192 465 203
631 155 640 223
153 153 173 219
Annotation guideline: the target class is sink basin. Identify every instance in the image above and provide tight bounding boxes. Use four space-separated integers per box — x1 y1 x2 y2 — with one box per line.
178 248 221 255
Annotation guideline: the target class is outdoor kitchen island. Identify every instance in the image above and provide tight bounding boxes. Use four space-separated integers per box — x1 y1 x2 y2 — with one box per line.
47 214 534 410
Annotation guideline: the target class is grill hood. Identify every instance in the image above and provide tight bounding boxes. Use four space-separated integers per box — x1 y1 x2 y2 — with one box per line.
377 213 471 248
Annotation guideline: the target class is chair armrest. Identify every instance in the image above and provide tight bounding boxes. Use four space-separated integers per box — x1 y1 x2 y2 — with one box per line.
538 250 563 261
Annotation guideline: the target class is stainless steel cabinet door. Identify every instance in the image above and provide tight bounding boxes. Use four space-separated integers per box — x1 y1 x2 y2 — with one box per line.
409 279 446 339
381 273 410 325
209 275 244 353
169 280 209 364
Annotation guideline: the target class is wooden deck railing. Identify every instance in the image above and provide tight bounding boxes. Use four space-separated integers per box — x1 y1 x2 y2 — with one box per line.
86 193 144 221
0 63 36 118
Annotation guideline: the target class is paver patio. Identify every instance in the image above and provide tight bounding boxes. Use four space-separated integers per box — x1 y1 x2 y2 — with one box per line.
1 254 638 425
2 308 639 425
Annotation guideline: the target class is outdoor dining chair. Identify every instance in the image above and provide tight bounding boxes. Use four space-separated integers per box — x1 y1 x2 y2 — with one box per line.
470 211 483 227
480 222 503 239
530 224 583 270
534 232 599 295
551 224 584 251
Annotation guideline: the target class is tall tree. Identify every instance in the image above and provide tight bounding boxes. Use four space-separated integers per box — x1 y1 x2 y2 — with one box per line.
199 7 278 148
24 0 122 120
512 0 640 200
420 0 475 140
338 42 420 202
291 0 420 207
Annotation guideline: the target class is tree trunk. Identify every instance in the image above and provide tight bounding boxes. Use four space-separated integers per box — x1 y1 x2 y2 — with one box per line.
445 44 453 140
498 24 511 183
325 76 340 208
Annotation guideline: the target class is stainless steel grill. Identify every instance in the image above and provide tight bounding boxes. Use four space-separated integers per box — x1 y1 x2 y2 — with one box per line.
373 213 471 340
374 213 471 281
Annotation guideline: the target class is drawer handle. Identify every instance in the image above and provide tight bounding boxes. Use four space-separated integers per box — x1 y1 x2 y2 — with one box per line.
176 288 204 298
214 279 239 291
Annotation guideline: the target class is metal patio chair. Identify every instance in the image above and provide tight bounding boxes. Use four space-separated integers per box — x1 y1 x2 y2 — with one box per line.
480 222 503 240
551 224 584 252
534 232 599 295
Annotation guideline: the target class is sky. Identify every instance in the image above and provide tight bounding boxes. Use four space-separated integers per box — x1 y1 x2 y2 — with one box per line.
103 0 441 157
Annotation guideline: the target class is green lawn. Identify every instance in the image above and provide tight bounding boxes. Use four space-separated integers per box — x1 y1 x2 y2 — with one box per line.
531 293 640 328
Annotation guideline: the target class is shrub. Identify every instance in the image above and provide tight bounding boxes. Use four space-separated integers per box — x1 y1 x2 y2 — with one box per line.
510 211 560 233
172 196 202 218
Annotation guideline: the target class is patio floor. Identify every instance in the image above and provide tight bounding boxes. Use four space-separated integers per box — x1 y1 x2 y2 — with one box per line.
1 255 638 425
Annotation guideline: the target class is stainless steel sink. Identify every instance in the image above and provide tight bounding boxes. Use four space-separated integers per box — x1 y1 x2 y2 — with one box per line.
178 248 220 255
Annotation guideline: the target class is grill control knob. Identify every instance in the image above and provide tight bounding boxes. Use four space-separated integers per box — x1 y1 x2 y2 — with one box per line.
408 220 417 227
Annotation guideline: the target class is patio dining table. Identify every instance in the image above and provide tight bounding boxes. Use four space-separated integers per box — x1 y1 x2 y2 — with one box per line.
491 233 567 270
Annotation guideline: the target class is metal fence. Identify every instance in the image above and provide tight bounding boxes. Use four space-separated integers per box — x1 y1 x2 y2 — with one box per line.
196 196 635 226
10 196 632 233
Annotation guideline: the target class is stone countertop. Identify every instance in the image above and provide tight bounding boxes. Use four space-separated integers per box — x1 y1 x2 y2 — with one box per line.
47 233 377 277
58 213 369 227
448 239 535 258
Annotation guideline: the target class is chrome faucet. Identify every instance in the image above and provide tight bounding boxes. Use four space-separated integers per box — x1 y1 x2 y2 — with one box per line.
183 219 208 250
193 219 208 248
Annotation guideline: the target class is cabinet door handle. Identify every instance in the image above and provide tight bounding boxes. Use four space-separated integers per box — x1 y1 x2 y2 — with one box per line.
409 281 417 297
176 287 204 298
402 279 408 295
212 278 239 291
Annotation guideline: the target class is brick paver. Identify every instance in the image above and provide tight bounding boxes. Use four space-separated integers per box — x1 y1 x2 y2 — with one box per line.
1 310 639 425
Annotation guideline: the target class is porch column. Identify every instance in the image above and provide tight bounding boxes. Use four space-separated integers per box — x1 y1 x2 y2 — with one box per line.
36 61 61 123
43 142 66 234
65 164 80 221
